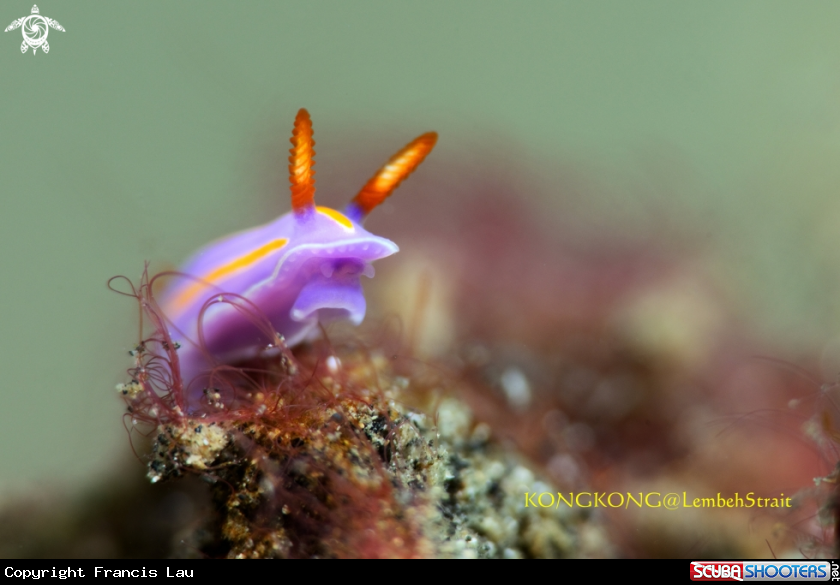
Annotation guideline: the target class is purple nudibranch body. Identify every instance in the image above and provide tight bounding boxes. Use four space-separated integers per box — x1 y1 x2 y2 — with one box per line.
158 109 437 404
161 208 397 388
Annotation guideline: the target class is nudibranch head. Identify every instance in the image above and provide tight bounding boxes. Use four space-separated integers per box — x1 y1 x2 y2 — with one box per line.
158 108 437 395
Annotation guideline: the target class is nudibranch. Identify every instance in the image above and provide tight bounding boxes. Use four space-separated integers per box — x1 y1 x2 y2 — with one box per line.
159 108 437 394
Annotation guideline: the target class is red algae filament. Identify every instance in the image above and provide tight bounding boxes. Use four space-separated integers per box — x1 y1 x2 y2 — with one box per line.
110 266 613 558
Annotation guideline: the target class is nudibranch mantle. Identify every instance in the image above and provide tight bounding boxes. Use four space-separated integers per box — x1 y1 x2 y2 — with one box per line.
159 109 436 392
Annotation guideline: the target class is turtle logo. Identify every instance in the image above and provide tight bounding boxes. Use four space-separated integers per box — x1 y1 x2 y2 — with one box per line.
4 5 64 55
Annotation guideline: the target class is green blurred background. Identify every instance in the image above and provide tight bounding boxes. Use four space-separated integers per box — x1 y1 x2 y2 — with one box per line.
2 1 840 489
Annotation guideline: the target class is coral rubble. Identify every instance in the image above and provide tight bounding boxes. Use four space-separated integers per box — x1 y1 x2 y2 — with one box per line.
136 339 611 558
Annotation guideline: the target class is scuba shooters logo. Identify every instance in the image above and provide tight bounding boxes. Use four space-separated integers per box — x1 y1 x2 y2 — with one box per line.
690 561 838 581
4 5 64 54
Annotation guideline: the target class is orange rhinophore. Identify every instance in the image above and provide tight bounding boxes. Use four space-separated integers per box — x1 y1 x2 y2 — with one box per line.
349 131 438 219
289 108 316 215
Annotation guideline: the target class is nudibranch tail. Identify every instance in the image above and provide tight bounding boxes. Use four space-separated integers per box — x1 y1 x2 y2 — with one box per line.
289 108 316 216
347 131 438 221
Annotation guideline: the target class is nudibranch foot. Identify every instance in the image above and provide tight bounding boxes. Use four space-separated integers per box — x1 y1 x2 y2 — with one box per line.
291 270 367 326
